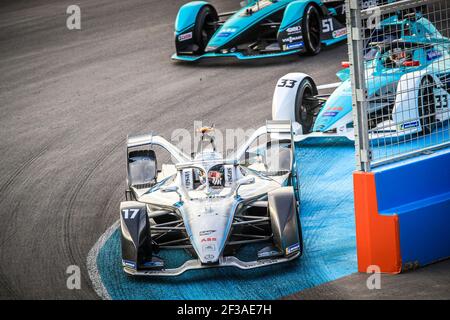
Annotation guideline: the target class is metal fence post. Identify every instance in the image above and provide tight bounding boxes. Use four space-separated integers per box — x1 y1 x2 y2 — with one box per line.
346 0 371 172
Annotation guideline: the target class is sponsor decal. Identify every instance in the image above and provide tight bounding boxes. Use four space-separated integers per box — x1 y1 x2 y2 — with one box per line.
332 27 347 38
258 250 280 258
222 28 237 33
199 230 216 236
323 107 343 117
178 32 192 42
204 254 215 260
400 120 420 130
426 50 443 61
327 106 343 111
202 244 216 252
286 243 300 255
182 169 193 190
286 42 304 50
282 35 303 44
361 0 378 9
286 25 302 35
122 260 136 268
224 165 234 187
201 237 217 242
217 27 237 37
143 260 164 267
218 32 231 37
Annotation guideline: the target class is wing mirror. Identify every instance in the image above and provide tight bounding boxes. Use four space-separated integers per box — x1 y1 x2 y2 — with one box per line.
161 185 179 193
238 176 255 185
161 185 182 202
235 176 255 198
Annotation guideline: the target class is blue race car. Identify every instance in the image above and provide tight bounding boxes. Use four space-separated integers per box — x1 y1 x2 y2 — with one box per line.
172 0 347 61
272 13 450 140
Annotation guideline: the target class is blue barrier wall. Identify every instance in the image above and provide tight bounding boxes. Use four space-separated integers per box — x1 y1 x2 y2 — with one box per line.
373 148 450 268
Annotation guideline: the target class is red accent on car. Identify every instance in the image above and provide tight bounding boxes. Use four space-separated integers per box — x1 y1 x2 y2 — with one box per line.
403 60 420 67
341 61 350 68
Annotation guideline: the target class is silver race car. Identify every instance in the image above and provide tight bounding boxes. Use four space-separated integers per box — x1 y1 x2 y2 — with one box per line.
120 121 303 276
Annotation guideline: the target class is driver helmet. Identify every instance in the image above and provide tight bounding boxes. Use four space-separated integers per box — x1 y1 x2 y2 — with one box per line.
390 47 407 65
208 169 223 187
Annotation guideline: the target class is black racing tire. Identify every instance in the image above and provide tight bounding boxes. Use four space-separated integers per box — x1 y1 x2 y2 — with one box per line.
418 77 436 135
302 4 322 55
294 78 319 134
193 5 219 55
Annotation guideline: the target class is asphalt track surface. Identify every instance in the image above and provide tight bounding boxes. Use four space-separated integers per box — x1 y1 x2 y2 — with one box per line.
0 0 348 299
284 259 450 300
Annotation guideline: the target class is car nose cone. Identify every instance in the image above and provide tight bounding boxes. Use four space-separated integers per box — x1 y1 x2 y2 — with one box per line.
183 199 235 264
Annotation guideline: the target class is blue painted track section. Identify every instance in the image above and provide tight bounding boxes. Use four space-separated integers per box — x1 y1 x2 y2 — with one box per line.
96 139 357 299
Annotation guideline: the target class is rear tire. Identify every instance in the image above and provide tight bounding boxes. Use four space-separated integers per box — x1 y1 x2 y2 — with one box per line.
193 6 219 55
418 77 436 135
294 78 319 134
302 5 322 55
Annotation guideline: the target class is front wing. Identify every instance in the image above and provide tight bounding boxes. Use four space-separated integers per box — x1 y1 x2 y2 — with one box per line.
172 36 346 62
171 49 302 61
123 252 300 276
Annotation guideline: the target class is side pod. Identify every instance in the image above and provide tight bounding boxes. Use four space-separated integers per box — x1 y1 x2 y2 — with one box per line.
120 201 163 272
268 187 303 257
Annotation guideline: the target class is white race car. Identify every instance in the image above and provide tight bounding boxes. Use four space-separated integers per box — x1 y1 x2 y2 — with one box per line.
120 121 303 276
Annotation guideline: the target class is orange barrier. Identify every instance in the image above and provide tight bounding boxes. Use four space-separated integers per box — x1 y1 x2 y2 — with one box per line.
353 172 402 273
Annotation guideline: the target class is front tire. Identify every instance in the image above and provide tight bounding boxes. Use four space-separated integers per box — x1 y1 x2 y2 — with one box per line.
418 77 436 135
193 6 218 55
294 78 319 134
302 5 322 55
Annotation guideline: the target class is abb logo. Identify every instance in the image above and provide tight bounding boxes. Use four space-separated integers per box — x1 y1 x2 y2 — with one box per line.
201 237 217 242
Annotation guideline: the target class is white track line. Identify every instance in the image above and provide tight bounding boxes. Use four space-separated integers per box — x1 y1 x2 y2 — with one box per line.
86 220 120 300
